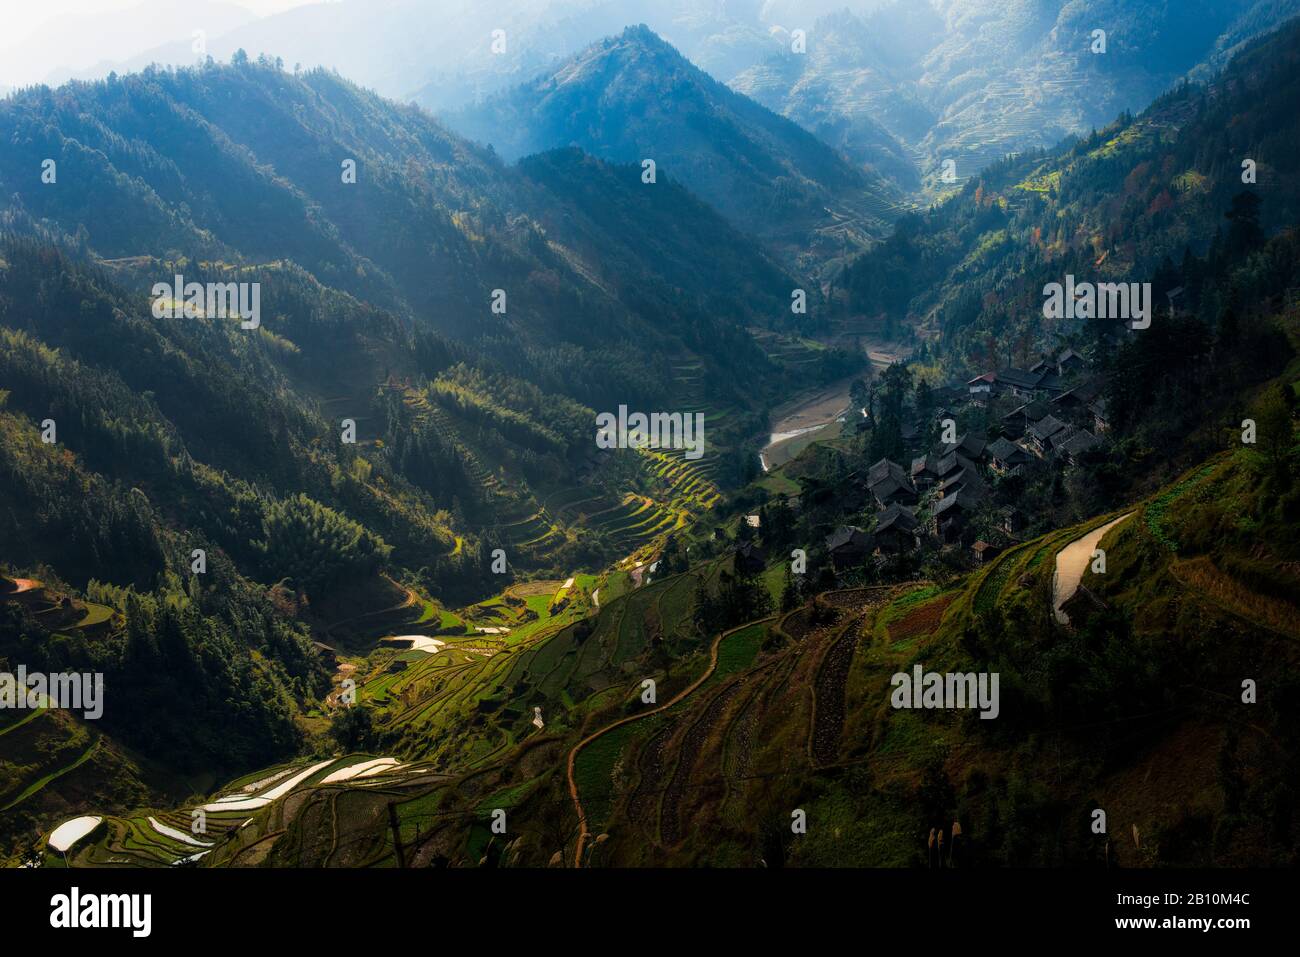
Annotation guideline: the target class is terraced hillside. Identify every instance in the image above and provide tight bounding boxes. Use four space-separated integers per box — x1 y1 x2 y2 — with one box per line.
25 425 1300 869
388 366 727 576
0 578 165 854
27 558 726 867
562 439 1299 868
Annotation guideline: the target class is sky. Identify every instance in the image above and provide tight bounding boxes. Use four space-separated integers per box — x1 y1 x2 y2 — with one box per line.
2 0 309 41
0 0 317 87
0 0 895 92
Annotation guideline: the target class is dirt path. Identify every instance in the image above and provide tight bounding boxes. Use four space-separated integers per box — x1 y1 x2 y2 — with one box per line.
321 576 418 638
566 623 747 867
1052 513 1133 624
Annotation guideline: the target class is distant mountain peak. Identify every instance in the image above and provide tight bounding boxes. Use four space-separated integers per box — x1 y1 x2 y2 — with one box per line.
617 23 671 48
442 25 904 275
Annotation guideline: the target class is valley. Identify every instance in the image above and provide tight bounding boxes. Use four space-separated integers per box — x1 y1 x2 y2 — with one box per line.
759 337 909 471
1 3 1299 881
760 375 857 473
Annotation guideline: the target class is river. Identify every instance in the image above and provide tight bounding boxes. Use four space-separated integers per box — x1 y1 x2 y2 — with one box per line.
758 340 908 472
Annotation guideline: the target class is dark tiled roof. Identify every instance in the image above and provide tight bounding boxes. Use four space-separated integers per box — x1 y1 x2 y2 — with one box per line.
937 433 987 459
987 437 1029 463
1027 415 1069 441
936 451 977 478
1059 430 1102 458
826 526 871 552
997 367 1044 390
875 503 919 534
939 468 985 495
1053 377 1104 406
1037 372 1064 392
867 458 909 488
872 477 912 501
911 452 941 478
933 486 985 517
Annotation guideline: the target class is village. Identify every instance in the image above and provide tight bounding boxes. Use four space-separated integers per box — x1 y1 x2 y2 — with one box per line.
735 347 1112 581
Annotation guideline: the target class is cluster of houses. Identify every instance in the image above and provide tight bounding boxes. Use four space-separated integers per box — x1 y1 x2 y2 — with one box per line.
823 349 1108 571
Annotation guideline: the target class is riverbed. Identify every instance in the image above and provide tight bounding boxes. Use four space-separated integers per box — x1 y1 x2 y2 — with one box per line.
758 340 909 472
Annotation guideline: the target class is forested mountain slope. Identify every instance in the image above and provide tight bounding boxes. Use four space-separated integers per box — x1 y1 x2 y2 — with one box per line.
444 26 907 273
837 17 1300 489
0 57 863 855
734 0 1300 193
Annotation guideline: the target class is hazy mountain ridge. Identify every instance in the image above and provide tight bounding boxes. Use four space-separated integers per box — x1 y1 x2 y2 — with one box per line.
0 60 802 349
25 1 1297 204
444 25 907 273
734 0 1300 193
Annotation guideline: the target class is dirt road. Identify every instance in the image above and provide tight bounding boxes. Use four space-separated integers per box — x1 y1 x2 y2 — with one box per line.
1052 513 1133 624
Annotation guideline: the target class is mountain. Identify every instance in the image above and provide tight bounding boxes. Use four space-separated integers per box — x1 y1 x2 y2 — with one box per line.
4 2 1299 878
444 25 908 273
40 1 1299 204
0 57 840 602
0 57 872 853
732 0 1300 193
42 1 862 110
86 16 1293 869
729 4 940 191
838 14 1300 387
0 57 806 355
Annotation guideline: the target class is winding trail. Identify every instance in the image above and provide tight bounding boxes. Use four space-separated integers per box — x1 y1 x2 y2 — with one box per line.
567 623 745 867
1052 513 1133 624
321 575 418 638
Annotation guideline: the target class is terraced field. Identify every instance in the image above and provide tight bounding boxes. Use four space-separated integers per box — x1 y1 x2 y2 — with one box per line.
0 577 137 830
568 587 904 866
642 449 721 507
396 386 571 565
25 444 1284 870
397 372 728 571
584 493 685 555
34 553 722 868
43 753 431 867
